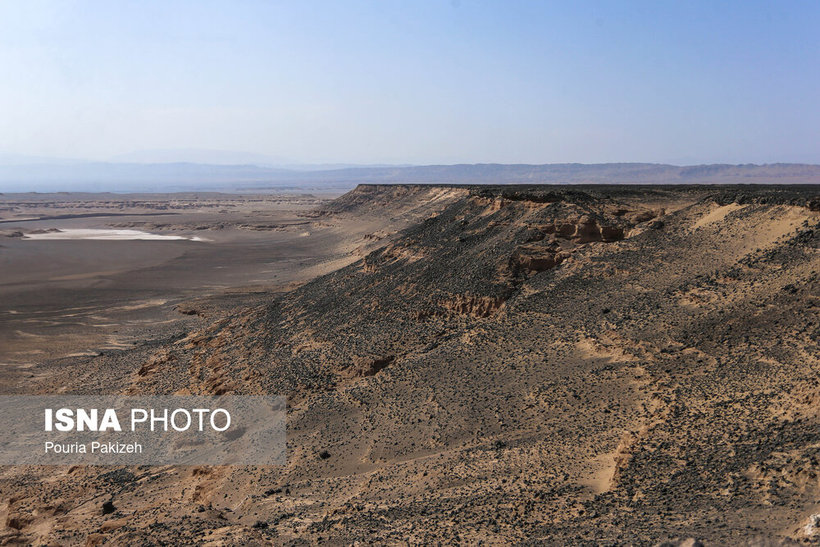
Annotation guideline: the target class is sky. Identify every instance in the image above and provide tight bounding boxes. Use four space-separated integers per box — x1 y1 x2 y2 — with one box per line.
0 1 818 166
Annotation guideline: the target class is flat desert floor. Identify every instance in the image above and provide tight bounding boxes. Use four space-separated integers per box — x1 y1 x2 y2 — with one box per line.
0 184 818 545
0 191 385 386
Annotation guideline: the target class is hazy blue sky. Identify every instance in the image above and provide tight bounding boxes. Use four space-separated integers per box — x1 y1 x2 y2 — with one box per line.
0 1 818 165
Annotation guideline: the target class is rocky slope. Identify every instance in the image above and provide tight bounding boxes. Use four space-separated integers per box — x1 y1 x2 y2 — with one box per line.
2 184 819 545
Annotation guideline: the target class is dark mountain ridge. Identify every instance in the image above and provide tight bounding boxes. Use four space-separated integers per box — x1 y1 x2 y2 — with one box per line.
3 162 820 192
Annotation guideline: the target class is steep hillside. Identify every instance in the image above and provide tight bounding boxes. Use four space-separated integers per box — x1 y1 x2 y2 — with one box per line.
2 184 819 545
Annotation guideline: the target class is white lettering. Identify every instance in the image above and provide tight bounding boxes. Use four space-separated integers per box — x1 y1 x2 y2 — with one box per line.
211 409 231 432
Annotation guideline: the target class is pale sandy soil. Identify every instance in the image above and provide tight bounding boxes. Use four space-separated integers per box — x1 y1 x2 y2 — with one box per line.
23 228 209 241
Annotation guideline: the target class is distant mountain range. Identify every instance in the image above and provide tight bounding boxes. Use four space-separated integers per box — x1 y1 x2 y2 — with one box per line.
1 161 819 193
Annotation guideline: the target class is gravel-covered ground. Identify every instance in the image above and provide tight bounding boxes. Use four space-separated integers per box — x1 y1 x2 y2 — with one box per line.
1 184 818 545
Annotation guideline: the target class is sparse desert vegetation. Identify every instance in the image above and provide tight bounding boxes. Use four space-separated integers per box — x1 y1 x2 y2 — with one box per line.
0 184 818 544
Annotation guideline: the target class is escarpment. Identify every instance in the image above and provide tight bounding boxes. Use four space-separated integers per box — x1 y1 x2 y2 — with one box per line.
19 183 818 545
132 185 684 398
131 184 817 404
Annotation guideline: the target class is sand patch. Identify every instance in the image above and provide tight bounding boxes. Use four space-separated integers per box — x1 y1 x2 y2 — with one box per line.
693 203 747 228
50 270 126 281
110 299 168 312
579 451 617 493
